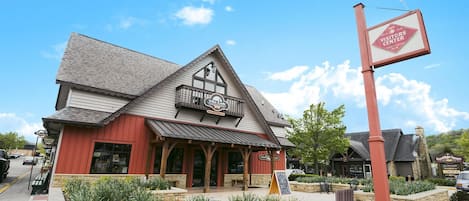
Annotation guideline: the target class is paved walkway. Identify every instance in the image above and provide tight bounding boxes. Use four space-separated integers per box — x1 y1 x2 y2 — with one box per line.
187 187 336 201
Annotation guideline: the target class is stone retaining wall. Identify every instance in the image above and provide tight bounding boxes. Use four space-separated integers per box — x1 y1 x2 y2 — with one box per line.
151 187 187 201
354 189 448 201
289 181 351 193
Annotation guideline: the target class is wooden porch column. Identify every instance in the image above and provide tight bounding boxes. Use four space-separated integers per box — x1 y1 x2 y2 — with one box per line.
145 142 155 179
200 143 217 193
239 147 252 191
159 140 177 179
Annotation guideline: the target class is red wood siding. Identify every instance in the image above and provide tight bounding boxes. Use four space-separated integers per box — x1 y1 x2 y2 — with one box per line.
55 114 150 174
250 151 286 174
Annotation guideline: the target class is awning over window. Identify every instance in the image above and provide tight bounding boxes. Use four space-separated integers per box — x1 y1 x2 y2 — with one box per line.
146 119 279 148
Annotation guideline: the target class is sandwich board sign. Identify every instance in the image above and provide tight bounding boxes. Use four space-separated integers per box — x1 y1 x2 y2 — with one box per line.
367 10 430 68
268 170 291 195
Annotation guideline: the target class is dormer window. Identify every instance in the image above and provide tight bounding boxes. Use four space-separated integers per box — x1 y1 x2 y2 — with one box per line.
193 62 227 94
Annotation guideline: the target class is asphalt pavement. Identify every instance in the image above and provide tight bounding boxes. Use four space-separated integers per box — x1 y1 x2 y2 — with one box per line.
0 157 42 201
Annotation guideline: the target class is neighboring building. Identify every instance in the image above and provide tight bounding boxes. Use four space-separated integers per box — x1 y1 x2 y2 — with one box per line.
330 127 432 180
42 33 293 192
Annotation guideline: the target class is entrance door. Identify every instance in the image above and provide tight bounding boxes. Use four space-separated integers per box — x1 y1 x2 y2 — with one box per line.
364 164 372 179
192 150 218 187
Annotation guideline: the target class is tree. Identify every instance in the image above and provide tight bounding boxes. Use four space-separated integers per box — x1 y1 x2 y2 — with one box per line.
287 102 349 175
455 131 469 160
0 132 27 151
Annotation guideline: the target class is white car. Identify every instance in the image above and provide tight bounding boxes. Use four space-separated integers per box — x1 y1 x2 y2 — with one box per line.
286 169 305 178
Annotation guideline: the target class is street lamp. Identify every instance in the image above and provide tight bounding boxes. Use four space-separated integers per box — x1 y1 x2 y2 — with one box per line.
28 130 47 190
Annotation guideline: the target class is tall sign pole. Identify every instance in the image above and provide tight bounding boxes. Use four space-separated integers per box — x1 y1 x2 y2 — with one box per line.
354 3 391 201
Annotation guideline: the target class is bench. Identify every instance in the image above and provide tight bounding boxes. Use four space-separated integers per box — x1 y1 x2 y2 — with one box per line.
231 179 244 187
31 172 50 195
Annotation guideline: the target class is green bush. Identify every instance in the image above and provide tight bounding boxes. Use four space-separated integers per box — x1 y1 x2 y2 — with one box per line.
63 176 167 201
426 178 456 186
288 174 319 181
363 179 435 195
388 176 405 183
186 195 211 201
227 193 299 201
450 191 469 201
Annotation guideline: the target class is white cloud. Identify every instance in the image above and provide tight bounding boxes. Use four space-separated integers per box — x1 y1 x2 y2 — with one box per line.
226 40 236 46
225 6 233 12
119 16 138 29
268 65 309 81
261 60 469 133
202 0 216 4
41 41 67 61
423 63 441 69
175 6 214 25
0 113 44 142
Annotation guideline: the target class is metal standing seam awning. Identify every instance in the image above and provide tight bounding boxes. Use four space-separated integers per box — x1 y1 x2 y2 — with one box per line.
145 119 279 148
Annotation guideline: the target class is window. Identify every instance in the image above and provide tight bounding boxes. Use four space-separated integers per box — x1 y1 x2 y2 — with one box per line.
192 62 227 94
153 147 184 173
228 152 243 174
90 142 132 174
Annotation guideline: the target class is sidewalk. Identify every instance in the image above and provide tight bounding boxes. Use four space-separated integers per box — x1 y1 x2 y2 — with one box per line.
38 187 335 201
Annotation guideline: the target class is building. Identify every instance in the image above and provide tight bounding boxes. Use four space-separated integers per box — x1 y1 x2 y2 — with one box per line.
330 127 432 180
42 33 294 192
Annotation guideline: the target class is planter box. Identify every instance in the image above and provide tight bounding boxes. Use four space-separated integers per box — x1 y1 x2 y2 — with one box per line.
151 187 188 201
354 189 448 201
289 181 351 193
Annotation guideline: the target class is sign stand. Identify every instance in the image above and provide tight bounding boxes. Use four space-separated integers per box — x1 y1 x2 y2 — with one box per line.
353 3 430 201
268 170 291 195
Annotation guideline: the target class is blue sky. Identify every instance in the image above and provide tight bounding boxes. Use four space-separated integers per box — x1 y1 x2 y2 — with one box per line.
1 0 468 143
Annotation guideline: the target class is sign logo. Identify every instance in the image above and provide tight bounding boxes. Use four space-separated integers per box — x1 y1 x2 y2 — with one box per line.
204 93 229 116
258 154 279 161
372 24 417 53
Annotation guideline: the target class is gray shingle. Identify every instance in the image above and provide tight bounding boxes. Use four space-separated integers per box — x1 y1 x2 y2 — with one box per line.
394 134 419 161
346 129 403 161
146 119 278 148
277 137 295 147
245 85 289 127
43 107 111 126
57 33 180 96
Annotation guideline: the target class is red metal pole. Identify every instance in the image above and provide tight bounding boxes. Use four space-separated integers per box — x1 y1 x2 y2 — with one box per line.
353 3 391 201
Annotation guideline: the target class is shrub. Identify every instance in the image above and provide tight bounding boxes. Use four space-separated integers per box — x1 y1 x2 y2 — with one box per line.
295 175 324 183
229 193 261 201
426 178 456 186
63 176 170 201
364 179 435 195
288 174 318 181
388 176 405 183
450 191 469 201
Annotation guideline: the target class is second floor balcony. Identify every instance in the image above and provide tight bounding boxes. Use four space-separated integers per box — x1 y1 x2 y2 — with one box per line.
175 85 245 118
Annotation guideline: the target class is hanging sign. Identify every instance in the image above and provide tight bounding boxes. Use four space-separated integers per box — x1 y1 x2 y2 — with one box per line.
367 10 430 68
268 170 291 195
204 93 229 116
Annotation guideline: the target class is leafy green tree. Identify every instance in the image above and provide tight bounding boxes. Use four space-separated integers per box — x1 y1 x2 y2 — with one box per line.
287 102 349 174
455 131 469 160
0 132 26 151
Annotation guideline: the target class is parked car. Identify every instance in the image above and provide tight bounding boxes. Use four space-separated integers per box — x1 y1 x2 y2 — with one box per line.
456 170 469 192
9 153 22 159
22 156 38 165
0 150 10 182
286 168 306 178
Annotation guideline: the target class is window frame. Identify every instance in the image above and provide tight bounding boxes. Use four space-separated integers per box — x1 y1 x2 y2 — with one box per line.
192 62 227 95
90 142 132 174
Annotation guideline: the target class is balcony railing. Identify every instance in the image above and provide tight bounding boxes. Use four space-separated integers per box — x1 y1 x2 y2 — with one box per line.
175 85 244 118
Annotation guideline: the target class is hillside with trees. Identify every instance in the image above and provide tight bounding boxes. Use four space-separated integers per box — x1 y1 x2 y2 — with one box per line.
427 128 469 160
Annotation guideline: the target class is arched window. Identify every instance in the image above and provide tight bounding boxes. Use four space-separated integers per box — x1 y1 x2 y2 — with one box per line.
192 62 227 94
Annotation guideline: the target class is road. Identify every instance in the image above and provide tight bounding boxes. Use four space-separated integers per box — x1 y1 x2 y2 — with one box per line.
0 157 42 201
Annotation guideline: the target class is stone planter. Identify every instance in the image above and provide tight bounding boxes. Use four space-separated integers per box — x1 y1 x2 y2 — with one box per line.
151 187 188 201
354 189 448 201
289 181 351 193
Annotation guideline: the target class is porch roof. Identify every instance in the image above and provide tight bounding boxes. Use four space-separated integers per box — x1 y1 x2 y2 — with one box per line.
146 119 280 148
42 107 111 127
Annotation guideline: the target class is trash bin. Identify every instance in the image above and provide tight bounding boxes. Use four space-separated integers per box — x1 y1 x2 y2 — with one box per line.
320 182 330 193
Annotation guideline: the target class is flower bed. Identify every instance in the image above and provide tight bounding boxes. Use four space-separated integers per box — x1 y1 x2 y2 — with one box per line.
63 176 187 201
354 189 448 201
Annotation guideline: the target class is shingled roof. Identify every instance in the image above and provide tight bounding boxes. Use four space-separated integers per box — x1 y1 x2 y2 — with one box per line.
57 33 180 96
345 129 418 162
245 85 290 127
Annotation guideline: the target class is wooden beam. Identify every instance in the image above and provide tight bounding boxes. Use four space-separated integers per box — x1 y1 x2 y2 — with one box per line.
145 142 154 179
240 147 252 191
159 141 178 179
200 143 218 193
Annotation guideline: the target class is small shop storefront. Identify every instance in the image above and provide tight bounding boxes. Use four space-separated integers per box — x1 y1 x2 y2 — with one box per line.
43 33 293 192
